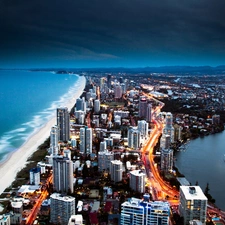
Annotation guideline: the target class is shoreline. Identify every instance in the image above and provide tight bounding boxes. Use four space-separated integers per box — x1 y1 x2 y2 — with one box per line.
0 75 86 194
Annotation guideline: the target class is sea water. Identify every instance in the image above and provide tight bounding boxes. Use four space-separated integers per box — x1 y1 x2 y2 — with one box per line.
0 70 81 162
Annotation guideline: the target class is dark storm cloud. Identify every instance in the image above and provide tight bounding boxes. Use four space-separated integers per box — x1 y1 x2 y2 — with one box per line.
0 0 225 67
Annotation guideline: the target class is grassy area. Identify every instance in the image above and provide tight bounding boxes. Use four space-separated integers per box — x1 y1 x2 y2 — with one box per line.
5 137 50 190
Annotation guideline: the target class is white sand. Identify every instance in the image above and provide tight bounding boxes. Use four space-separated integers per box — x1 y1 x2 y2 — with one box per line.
0 75 86 194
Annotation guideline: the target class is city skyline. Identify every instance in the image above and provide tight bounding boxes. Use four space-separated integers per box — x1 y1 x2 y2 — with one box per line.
1 0 225 68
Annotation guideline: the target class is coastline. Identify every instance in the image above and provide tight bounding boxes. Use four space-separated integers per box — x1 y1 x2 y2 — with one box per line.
0 75 86 195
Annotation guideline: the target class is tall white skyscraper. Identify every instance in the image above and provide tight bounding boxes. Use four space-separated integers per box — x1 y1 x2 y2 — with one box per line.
50 125 59 156
138 120 148 138
57 107 70 142
110 160 123 182
79 126 92 154
160 148 173 172
50 193 75 225
129 170 146 193
128 127 140 149
120 197 170 225
53 156 74 193
179 186 207 225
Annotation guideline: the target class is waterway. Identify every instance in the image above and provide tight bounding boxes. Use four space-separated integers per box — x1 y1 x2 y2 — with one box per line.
175 131 225 210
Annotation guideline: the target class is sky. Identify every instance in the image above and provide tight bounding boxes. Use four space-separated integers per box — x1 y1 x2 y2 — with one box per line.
0 0 225 68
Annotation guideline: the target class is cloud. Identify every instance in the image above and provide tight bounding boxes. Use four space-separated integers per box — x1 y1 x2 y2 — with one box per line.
0 0 225 67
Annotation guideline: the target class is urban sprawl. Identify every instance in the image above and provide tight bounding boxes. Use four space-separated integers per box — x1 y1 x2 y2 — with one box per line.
1 71 225 225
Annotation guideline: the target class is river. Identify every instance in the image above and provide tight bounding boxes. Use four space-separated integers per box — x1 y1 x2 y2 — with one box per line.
175 131 225 210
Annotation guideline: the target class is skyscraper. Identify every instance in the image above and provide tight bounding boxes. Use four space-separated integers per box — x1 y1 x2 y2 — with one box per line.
160 148 173 172
98 150 114 172
75 98 86 111
79 126 92 154
160 134 171 149
173 123 182 142
120 197 170 225
53 156 74 193
107 74 112 89
146 103 152 122
179 186 207 225
29 167 41 185
114 84 122 99
138 120 148 138
57 107 70 142
128 127 141 149
110 160 123 182
163 112 174 143
129 170 146 193
139 96 148 119
50 193 76 225
94 99 100 113
50 125 59 156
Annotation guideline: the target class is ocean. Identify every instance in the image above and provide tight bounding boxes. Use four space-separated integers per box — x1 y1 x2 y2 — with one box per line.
0 70 82 162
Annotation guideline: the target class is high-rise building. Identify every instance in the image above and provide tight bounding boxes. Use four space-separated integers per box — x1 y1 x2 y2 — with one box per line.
99 141 107 152
121 83 126 94
50 193 75 225
138 120 148 138
79 126 92 154
104 137 113 147
107 74 112 89
114 84 123 99
160 148 173 172
100 77 106 91
139 96 148 119
94 99 100 113
130 170 146 193
29 167 41 185
57 107 70 142
50 125 59 156
53 156 74 193
128 127 140 149
110 160 123 182
11 199 23 224
146 104 152 122
179 186 207 225
120 197 170 225
98 150 114 172
64 149 71 160
75 98 85 111
174 124 182 142
163 112 174 143
160 134 171 149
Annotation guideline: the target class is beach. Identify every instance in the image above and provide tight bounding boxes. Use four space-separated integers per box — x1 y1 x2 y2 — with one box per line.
0 75 86 194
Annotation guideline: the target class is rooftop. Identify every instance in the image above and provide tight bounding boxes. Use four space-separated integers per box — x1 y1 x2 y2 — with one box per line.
180 186 208 200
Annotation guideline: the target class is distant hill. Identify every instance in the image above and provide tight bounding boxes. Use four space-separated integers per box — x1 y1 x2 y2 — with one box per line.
30 65 225 75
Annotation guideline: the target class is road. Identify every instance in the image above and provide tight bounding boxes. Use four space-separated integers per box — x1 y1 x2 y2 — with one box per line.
25 175 52 225
141 102 179 204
